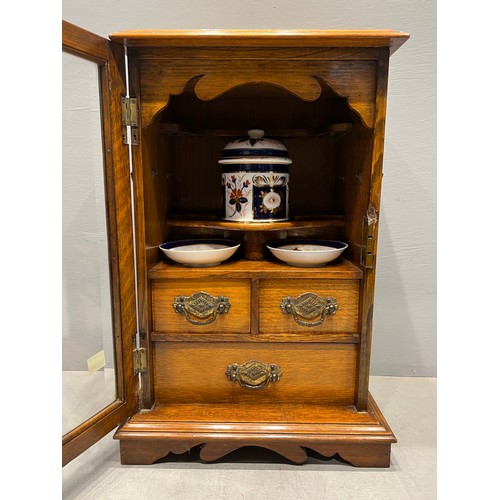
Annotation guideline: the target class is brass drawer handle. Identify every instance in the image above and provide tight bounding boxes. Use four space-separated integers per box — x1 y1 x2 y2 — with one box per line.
225 360 282 390
280 292 338 327
172 291 231 326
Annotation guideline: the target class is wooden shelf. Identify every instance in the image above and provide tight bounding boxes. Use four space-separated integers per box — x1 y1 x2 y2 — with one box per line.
123 402 373 425
165 216 346 260
160 123 352 138
150 257 362 280
166 216 345 232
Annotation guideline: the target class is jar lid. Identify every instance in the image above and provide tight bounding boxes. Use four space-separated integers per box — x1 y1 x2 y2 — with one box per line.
219 129 292 164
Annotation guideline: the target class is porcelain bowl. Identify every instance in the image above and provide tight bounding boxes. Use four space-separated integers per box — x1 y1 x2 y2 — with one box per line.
266 239 348 267
160 239 240 267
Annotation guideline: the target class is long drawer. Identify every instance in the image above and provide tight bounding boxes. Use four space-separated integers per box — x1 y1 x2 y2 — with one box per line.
259 279 359 333
154 341 357 405
152 279 251 333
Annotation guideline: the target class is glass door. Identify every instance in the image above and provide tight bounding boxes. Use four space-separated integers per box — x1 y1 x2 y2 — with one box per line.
62 21 138 465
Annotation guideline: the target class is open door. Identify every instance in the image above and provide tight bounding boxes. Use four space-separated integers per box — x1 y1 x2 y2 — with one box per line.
62 20 138 465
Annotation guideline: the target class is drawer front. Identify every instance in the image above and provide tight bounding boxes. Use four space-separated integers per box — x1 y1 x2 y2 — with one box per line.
154 341 357 405
152 279 251 333
259 279 359 333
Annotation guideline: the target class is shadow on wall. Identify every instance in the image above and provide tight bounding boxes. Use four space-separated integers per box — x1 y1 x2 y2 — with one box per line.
370 141 436 377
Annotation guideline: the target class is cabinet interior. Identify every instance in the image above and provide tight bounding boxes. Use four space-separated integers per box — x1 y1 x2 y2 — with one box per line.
140 78 374 267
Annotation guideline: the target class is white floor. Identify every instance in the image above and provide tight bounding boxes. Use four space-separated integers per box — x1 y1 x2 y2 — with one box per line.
62 376 436 500
62 369 116 435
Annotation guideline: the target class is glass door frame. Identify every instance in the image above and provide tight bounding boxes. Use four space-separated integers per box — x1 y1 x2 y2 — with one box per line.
62 20 138 466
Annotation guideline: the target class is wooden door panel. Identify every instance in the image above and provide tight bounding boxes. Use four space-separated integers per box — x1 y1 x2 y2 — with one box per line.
62 20 138 466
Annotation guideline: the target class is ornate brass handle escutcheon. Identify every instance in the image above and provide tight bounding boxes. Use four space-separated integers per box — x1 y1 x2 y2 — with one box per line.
225 360 282 390
280 292 338 327
172 291 231 326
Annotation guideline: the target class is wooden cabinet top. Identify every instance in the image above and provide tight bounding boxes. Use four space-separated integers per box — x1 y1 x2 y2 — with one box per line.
109 29 409 54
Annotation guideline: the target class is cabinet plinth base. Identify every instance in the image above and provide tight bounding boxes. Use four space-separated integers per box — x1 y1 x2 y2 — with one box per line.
114 393 396 467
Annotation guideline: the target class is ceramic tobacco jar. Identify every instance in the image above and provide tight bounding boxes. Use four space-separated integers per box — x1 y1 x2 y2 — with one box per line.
219 129 291 222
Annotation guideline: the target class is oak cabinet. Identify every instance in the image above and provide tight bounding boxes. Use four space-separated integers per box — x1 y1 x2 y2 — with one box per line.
62 21 409 467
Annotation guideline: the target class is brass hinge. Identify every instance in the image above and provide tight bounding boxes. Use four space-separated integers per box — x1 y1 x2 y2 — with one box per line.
121 96 139 145
361 205 378 269
133 347 147 374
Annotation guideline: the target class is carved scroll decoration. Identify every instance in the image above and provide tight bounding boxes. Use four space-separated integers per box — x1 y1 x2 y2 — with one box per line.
139 58 377 128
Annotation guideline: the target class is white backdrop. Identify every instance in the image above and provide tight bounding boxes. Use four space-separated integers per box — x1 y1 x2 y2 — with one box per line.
62 0 437 376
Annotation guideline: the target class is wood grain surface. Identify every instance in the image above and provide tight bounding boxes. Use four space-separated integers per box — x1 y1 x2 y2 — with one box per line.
62 20 138 465
149 258 363 280
114 392 396 466
151 332 360 344
355 52 390 410
152 279 251 333
259 279 359 333
135 56 378 127
62 26 411 468
153 341 357 405
109 29 409 54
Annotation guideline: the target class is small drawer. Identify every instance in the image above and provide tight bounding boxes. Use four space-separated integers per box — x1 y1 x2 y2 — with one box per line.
154 341 357 405
152 279 251 333
259 279 359 333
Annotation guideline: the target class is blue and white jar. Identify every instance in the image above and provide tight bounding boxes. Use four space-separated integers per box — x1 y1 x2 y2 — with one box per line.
219 129 291 222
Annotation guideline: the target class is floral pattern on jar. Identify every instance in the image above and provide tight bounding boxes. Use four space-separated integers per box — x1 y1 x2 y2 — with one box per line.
222 174 252 219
